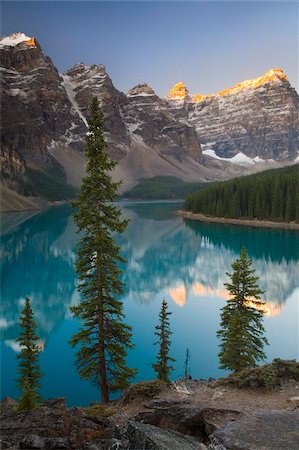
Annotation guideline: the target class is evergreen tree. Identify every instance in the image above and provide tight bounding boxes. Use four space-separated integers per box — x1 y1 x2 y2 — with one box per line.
185 164 298 223
152 300 176 382
17 297 42 411
184 347 191 380
69 97 136 403
217 247 268 372
296 182 299 223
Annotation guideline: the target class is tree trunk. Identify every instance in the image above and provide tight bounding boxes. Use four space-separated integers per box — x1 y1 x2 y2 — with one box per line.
97 263 109 403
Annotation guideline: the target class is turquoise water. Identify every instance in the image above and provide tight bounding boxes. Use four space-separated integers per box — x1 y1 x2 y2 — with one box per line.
1 202 298 405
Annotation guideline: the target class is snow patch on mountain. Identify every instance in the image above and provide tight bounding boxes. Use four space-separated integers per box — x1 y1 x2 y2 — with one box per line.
202 148 266 166
127 92 155 98
61 74 88 127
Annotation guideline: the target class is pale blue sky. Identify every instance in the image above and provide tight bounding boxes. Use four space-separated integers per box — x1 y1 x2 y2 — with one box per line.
2 1 298 96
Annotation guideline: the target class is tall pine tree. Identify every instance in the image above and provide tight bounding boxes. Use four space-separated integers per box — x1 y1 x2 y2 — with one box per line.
17 297 42 411
217 247 268 372
70 97 136 403
152 300 176 382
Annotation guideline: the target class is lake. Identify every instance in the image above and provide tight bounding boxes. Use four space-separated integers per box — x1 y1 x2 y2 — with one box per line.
1 202 298 406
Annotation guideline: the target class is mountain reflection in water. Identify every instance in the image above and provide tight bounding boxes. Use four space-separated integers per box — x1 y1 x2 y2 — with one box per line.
1 202 298 404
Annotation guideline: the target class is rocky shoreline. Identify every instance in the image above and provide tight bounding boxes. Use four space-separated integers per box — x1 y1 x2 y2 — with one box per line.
177 210 299 230
1 378 299 450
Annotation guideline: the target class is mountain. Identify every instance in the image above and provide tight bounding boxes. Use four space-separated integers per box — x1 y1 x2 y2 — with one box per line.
0 33 84 199
63 65 233 189
166 69 299 162
1 33 298 210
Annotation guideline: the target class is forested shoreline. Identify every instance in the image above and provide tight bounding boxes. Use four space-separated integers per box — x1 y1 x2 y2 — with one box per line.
184 164 299 223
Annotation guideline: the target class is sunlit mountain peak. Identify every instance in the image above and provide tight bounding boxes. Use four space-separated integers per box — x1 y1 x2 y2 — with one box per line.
166 82 189 100
0 32 36 48
192 68 289 102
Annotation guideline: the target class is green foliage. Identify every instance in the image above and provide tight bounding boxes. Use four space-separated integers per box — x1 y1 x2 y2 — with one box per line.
81 403 114 418
25 166 78 201
8 157 78 201
120 380 167 404
123 176 209 200
17 297 42 411
153 300 176 382
217 247 268 372
69 98 136 403
218 359 299 390
184 164 299 222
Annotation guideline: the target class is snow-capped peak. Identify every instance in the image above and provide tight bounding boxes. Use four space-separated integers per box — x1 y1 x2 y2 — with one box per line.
0 32 36 48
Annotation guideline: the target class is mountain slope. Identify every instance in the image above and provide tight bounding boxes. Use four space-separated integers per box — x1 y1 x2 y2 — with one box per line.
166 69 299 162
1 32 298 210
63 66 218 190
0 33 85 198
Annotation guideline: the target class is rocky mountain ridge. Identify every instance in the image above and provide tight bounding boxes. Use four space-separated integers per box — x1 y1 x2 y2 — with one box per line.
1 33 298 208
166 68 299 161
0 33 85 198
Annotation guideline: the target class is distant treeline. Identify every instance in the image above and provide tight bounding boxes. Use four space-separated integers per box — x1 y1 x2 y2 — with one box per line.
184 164 299 223
122 176 209 200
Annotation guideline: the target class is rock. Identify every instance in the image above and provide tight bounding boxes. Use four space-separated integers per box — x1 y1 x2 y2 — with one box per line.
82 441 107 450
117 419 206 450
166 68 299 162
46 437 69 448
136 398 242 443
20 435 45 448
42 397 66 410
173 381 193 395
288 396 299 408
64 63 205 190
2 393 299 450
0 397 17 416
211 409 299 450
127 83 156 97
110 438 123 449
4 33 298 208
0 34 85 196
81 439 108 450
0 397 107 449
212 391 224 401
201 408 241 436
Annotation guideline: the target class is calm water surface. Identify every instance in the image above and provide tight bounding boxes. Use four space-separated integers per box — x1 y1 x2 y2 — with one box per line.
1 202 298 405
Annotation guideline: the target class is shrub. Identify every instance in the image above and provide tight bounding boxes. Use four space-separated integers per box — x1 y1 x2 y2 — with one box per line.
81 403 114 418
119 380 167 404
218 359 299 390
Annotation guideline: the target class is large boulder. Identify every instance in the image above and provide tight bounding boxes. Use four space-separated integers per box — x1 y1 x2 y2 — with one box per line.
211 409 299 450
136 398 242 443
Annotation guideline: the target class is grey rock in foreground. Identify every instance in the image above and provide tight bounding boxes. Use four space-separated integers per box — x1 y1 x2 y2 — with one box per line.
1 396 299 450
136 397 242 440
0 397 206 450
114 420 207 450
0 397 107 449
211 409 299 450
